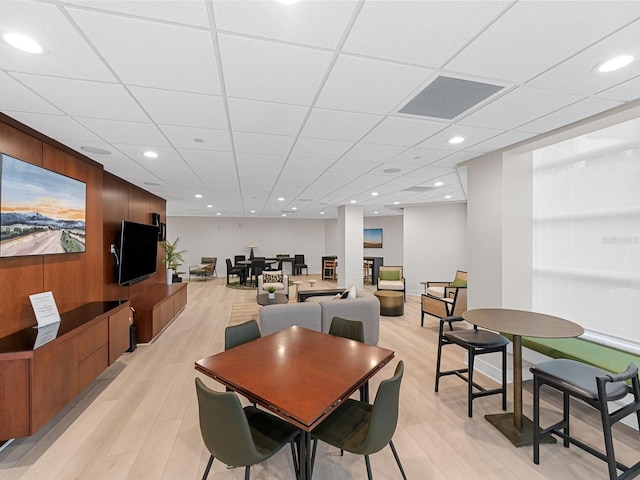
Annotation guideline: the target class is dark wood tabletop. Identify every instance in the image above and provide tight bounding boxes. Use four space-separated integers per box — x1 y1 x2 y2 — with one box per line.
256 293 288 306
195 326 395 431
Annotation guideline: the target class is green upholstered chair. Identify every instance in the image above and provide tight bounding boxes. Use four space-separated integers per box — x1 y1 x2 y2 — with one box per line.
225 319 261 351
421 286 467 329
310 361 407 480
377 266 405 300
195 377 299 480
329 317 367 402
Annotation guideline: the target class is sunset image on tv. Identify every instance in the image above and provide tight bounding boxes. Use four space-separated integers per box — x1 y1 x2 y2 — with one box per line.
0 154 86 257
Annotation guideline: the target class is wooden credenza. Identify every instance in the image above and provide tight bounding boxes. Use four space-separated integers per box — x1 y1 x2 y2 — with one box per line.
0 301 131 440
130 283 187 343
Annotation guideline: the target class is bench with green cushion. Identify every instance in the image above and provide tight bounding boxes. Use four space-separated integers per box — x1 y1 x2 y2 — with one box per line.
505 335 640 374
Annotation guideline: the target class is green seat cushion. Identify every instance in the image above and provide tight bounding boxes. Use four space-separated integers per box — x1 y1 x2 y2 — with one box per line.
379 270 400 281
504 335 640 374
450 278 467 287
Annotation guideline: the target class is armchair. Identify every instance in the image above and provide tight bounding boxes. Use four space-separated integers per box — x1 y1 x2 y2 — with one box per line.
188 257 216 281
421 286 467 328
422 270 467 298
377 265 406 300
257 271 289 298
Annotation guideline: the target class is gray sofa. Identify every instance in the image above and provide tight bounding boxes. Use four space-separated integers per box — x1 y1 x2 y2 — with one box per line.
257 289 380 345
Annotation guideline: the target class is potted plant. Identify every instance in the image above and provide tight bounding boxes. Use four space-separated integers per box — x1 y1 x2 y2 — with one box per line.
161 237 185 285
266 285 277 300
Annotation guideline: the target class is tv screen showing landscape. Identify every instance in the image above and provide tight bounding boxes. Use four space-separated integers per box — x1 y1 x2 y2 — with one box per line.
0 154 86 257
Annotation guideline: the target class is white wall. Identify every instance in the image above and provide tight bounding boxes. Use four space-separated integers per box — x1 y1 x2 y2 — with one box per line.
167 216 327 275
403 204 467 296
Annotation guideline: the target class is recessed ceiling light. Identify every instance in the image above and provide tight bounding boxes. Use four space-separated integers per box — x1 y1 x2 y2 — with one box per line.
206 204 213 208
393 201 400 205
350 200 357 204
320 211 325 215
3 33 43 54
371 192 379 196
278 197 285 201
373 211 379 214
216 212 221 216
595 55 634 73
250 210 256 213
143 151 158 158
448 136 465 144
445 195 452 199
195 194 203 198
434 181 444 187
81 146 111 155
292 206 297 210
282 213 287 217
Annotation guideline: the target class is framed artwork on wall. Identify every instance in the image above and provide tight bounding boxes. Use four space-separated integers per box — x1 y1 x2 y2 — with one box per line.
0 154 86 257
364 228 383 248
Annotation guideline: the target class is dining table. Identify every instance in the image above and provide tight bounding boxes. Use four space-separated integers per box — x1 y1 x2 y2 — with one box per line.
236 259 277 285
195 326 395 479
462 308 584 447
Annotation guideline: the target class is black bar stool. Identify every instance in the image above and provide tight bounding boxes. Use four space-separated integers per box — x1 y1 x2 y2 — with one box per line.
531 359 640 480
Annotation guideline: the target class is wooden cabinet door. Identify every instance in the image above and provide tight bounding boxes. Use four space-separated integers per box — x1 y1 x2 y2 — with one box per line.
108 305 130 364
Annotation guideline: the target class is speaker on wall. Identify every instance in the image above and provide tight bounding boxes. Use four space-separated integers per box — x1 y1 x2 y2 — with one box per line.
151 213 161 226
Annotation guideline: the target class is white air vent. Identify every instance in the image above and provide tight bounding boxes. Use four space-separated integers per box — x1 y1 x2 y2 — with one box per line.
400 76 503 120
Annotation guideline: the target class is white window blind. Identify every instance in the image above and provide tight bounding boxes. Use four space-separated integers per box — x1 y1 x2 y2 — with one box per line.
532 117 640 352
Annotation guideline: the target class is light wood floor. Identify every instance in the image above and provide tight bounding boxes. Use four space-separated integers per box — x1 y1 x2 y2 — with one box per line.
0 275 638 480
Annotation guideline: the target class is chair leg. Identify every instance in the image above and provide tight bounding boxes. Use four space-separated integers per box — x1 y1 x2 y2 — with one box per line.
598 389 618 480
202 455 214 480
434 323 445 392
468 348 475 418
533 376 541 465
364 455 373 480
389 440 407 480
501 345 507 411
290 440 299 479
563 392 570 448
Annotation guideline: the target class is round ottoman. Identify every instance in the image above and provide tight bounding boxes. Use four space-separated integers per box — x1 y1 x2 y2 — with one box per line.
374 290 404 316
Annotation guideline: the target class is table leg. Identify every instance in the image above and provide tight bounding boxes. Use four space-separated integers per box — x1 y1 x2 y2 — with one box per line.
300 430 311 480
485 334 555 447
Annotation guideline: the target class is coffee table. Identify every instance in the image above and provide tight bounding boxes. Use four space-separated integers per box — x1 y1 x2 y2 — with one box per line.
256 293 288 306
195 326 394 479
463 308 583 446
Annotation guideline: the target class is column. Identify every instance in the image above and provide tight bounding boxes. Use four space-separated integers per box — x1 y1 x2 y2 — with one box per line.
337 205 363 289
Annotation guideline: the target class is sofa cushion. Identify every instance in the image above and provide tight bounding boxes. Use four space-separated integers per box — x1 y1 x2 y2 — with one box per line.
258 302 321 336
378 279 404 290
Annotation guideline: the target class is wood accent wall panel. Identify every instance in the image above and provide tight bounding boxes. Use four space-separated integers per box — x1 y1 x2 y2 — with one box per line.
42 145 102 313
0 357 31 438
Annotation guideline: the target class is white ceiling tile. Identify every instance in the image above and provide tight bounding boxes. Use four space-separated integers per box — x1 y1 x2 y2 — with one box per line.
344 1 511 68
14 73 147 121
0 72 61 115
415 124 506 151
390 148 452 165
598 75 640 102
430 150 484 168
467 130 537 153
68 8 220 94
446 1 640 82
111 144 181 164
459 86 582 130
285 156 335 172
162 126 232 151
64 0 210 27
212 0 357 49
361 117 448 147
301 109 382 141
233 132 295 155
228 98 308 136
341 143 406 163
130 87 227 129
527 19 640 96
316 55 434 115
0 2 115 81
517 97 623 134
219 34 334 105
81 118 170 146
6 112 101 142
291 137 354 159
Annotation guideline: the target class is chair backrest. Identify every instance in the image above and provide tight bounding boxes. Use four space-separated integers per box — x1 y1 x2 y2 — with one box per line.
451 287 467 316
294 254 305 264
225 258 234 271
361 361 404 454
379 265 403 281
225 319 261 350
195 377 262 467
234 255 246 265
329 317 364 343
201 257 216 265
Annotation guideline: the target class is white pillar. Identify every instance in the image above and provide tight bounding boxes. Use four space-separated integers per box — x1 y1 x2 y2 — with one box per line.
337 205 363 289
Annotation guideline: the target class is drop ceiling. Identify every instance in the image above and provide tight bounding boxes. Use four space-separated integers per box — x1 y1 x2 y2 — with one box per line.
1 0 639 218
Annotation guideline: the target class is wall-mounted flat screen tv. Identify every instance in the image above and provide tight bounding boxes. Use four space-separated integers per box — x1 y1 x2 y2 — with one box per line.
117 220 159 285
364 228 383 248
0 154 86 257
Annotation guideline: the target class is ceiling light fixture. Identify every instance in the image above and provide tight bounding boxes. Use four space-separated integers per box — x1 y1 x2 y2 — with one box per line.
374 211 379 214
282 213 287 217
445 195 452 199
143 151 158 158
216 212 221 216
595 54 634 73
292 206 297 210
350 200 357 204
3 33 43 54
195 194 203 198
393 201 400 205
448 136 465 144
320 211 325 215
206 204 213 208
434 181 444 187
371 192 379 196
250 210 256 213
278 197 285 201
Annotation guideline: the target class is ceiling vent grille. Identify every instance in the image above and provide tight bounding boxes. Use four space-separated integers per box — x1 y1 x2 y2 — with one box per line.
400 76 503 120
402 186 435 193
